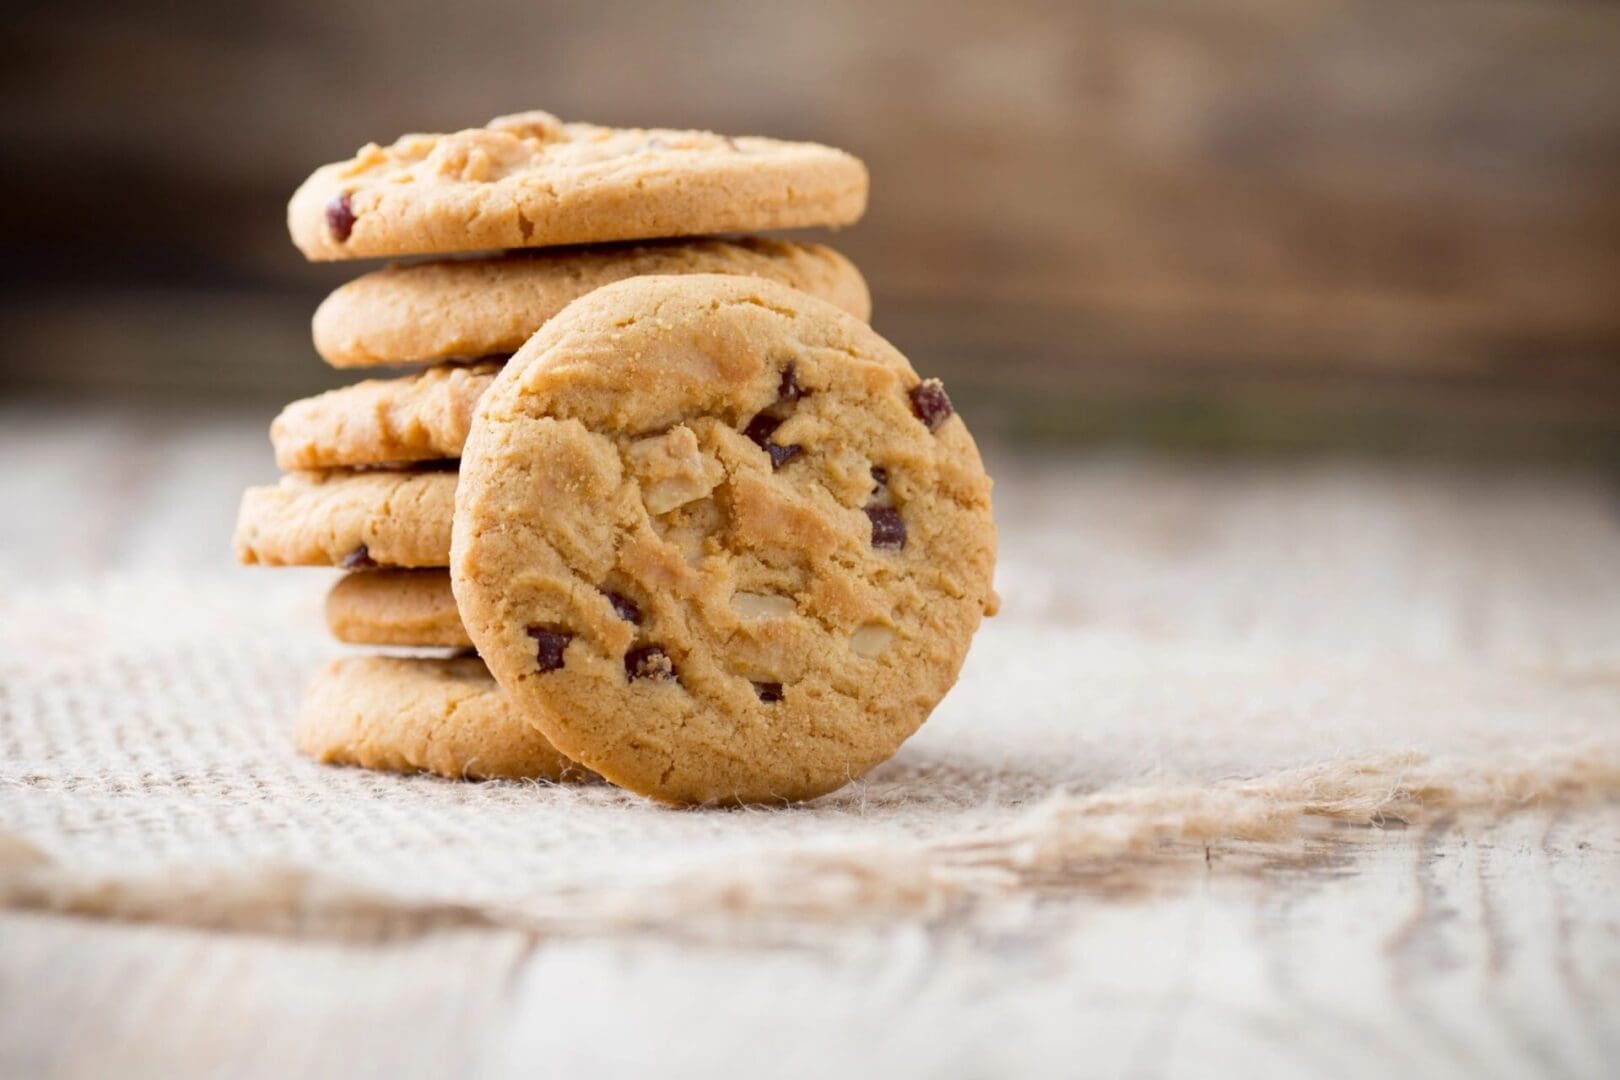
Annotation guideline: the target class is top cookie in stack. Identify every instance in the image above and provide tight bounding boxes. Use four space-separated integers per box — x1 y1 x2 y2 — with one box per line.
234 111 874 783
286 109 868 260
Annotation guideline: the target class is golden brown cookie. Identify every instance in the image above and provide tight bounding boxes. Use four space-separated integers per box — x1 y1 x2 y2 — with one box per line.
234 469 454 568
288 110 868 261
452 275 997 805
272 363 498 471
295 655 578 781
312 238 870 368
326 569 470 647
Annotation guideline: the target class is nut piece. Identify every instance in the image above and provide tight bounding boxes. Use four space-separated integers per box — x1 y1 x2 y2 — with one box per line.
628 426 724 515
850 623 895 658
731 592 797 619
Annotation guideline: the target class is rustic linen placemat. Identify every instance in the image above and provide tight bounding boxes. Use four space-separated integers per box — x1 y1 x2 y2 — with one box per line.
3 461 1617 935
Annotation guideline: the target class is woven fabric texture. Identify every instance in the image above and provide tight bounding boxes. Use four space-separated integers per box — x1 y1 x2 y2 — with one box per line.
3 460 1617 934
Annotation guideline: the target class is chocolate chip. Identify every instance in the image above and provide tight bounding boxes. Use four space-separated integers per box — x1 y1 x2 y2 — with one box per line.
326 192 355 242
871 465 889 485
866 506 906 550
753 681 784 703
909 378 954 431
603 590 642 624
526 627 572 673
339 543 377 570
625 645 676 682
779 362 807 402
744 368 808 467
744 413 799 468
743 412 784 448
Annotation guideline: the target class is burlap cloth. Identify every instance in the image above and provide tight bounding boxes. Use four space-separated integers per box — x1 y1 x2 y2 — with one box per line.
3 459 1617 936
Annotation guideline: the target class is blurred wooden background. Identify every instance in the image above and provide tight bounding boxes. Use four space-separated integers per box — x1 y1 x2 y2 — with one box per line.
2 0 1617 456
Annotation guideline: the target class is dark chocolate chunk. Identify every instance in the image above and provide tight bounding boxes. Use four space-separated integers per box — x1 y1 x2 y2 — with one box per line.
339 543 377 570
778 362 807 402
525 626 572 673
326 192 356 242
745 412 799 467
625 644 676 682
745 367 809 466
909 378 954 431
865 506 906 550
753 681 784 703
743 412 784 448
603 590 642 624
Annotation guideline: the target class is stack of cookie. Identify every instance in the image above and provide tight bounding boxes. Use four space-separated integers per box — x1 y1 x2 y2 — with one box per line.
236 110 997 804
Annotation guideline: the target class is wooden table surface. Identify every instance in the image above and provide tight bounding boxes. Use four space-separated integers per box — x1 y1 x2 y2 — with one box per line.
1 402 1617 1079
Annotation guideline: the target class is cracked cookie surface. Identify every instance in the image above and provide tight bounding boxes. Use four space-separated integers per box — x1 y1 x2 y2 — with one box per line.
234 469 455 568
296 655 578 781
313 237 869 367
289 110 868 261
326 569 469 647
452 275 997 805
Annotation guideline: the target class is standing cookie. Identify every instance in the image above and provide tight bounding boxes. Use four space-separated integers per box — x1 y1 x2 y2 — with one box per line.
289 111 868 261
452 275 996 805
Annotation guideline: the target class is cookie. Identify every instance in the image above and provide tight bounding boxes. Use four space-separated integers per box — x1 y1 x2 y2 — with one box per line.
296 655 577 781
452 275 997 805
272 363 498 471
289 110 868 261
234 469 454 568
326 569 469 648
313 237 870 368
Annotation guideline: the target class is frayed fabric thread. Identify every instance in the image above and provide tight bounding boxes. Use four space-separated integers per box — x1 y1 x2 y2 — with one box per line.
4 744 1615 940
